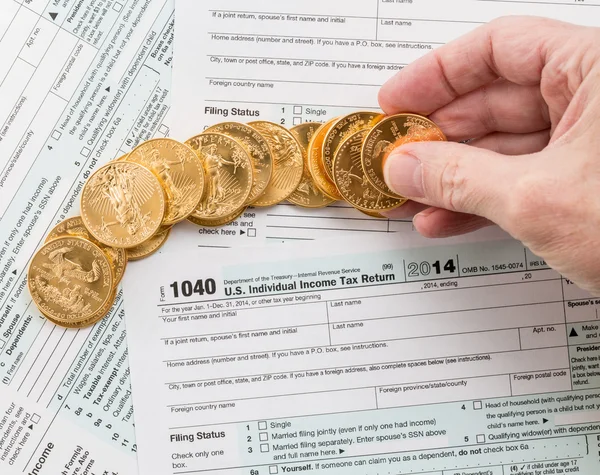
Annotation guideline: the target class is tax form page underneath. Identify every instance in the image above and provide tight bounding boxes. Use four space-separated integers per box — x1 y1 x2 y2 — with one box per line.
172 0 600 243
0 0 176 473
124 231 600 475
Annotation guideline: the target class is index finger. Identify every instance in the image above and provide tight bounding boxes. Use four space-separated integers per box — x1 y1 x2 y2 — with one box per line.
378 16 571 115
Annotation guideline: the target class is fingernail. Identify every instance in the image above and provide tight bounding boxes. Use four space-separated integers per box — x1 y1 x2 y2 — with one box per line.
412 207 435 229
383 149 424 198
415 207 436 218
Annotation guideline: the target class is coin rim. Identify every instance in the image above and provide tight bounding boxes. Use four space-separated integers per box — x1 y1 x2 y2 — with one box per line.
322 111 384 181
40 287 118 328
187 206 247 227
307 119 342 201
126 226 172 261
248 121 304 207
288 122 336 209
333 130 407 212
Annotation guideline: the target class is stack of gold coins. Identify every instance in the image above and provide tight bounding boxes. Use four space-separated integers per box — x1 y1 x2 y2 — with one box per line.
27 112 445 328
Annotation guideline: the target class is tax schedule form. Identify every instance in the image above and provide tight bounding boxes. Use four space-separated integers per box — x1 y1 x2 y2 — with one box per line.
171 0 600 243
0 0 599 475
0 1 176 473
124 229 600 475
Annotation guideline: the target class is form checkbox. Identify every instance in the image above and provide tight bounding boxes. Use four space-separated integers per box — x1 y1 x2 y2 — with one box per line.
293 117 302 125
473 401 482 410
476 434 485 443
113 2 123 12
0 339 5 350
80 147 91 157
258 421 267 430
158 124 169 135
247 228 256 238
269 466 278 474
259 432 268 441
293 106 302 114
31 414 40 424
260 443 269 453
51 130 62 140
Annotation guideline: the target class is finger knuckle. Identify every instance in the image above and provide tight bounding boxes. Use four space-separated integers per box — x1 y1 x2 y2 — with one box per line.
436 158 466 211
487 16 513 30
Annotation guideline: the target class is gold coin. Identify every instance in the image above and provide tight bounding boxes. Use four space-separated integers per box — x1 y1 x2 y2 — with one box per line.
307 119 342 200
288 123 336 208
41 287 117 328
127 138 204 225
45 216 127 287
127 226 172 261
81 161 166 248
204 122 273 205
322 111 384 180
248 121 303 206
362 113 446 198
186 133 253 219
358 209 387 219
28 236 114 326
187 207 246 227
333 130 406 212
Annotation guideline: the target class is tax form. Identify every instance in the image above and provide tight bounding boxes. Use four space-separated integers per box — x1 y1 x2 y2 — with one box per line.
123 229 600 475
0 1 598 475
171 0 600 243
0 0 177 472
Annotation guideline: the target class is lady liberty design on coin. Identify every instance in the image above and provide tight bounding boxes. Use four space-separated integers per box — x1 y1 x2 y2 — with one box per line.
144 148 184 204
93 165 151 236
81 161 165 248
186 133 253 221
127 139 204 225
202 143 246 212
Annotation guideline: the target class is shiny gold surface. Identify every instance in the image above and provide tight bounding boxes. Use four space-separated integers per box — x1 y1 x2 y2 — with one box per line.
333 130 406 212
81 161 166 248
362 113 445 198
45 216 127 287
205 122 273 205
288 122 335 208
186 133 253 220
28 236 114 326
248 121 303 206
127 138 204 225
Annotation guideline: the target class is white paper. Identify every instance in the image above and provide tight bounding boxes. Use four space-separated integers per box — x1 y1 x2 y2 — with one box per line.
171 0 600 243
1 0 598 474
123 227 600 475
0 1 178 472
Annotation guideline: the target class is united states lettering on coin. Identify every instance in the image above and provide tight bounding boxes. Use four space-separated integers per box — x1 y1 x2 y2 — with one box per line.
29 112 444 328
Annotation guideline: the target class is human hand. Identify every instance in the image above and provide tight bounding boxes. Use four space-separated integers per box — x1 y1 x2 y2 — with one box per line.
378 16 600 295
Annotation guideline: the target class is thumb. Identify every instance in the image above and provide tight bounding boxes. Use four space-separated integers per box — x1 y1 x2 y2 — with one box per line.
383 141 520 226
